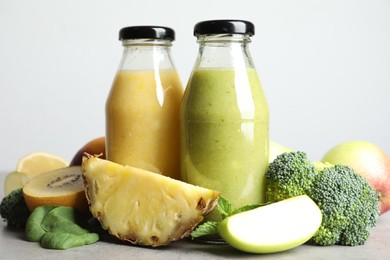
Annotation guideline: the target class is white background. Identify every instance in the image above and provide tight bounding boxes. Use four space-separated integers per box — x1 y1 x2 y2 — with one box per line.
0 0 389 172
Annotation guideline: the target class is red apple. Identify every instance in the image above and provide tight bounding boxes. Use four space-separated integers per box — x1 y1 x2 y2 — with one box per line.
321 140 390 215
70 137 106 166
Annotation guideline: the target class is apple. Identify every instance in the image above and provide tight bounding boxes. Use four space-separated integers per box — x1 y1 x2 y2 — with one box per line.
70 137 106 166
322 140 390 215
218 195 322 254
4 171 29 196
269 140 292 163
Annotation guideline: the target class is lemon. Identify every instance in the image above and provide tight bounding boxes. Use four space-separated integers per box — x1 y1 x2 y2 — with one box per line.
16 152 68 178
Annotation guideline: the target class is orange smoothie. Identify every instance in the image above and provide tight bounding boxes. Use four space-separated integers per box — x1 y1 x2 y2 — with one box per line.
106 69 183 179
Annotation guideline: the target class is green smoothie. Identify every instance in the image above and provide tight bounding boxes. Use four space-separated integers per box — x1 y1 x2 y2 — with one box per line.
180 68 269 221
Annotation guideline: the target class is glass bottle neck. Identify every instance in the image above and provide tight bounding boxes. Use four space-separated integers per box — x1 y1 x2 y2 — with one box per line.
122 38 173 47
195 34 255 69
197 34 251 44
118 39 176 71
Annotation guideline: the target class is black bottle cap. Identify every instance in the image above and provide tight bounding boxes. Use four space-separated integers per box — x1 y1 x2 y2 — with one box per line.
194 20 255 36
119 26 175 41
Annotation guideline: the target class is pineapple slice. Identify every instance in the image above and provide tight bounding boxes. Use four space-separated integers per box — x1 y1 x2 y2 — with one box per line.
82 156 219 247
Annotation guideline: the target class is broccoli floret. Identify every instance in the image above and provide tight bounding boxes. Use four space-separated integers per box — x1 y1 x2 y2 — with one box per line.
265 152 380 246
308 164 380 246
265 151 317 202
0 188 30 228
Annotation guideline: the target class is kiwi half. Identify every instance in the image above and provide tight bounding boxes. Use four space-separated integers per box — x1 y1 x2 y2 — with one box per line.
23 166 88 214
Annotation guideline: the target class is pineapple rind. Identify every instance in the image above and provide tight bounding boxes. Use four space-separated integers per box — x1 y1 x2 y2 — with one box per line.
82 157 219 246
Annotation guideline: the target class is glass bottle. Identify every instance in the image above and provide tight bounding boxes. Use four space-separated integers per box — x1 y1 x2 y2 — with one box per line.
106 26 184 179
181 20 269 221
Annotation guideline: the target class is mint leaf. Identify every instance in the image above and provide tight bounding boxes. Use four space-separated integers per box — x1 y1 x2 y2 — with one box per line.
217 197 234 220
232 203 269 215
191 221 219 238
191 197 269 238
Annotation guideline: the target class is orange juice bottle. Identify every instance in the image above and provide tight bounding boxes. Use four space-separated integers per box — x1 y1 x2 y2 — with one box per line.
106 26 184 179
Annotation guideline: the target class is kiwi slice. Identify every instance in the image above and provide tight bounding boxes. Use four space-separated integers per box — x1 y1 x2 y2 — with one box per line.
23 166 88 214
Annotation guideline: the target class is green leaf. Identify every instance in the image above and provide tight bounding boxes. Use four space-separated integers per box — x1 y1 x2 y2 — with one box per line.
191 197 269 238
25 206 99 249
25 206 57 242
232 203 268 215
41 232 99 250
41 207 89 235
191 221 219 238
217 197 234 220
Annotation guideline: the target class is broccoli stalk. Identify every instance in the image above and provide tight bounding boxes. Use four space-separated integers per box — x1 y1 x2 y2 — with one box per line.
265 152 380 246
0 188 31 228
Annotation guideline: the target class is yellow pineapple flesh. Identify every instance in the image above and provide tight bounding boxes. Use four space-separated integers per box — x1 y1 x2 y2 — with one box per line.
82 156 219 247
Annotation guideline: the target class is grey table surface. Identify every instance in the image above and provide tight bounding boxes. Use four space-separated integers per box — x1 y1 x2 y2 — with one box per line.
1 176 389 260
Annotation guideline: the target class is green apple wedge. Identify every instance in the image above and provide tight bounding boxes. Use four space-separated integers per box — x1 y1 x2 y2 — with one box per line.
4 171 30 196
269 140 292 163
218 195 322 254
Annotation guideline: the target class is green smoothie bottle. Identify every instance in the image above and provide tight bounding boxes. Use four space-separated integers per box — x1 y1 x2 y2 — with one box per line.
180 20 269 241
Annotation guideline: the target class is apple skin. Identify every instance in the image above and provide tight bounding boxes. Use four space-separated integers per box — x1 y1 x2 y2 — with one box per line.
269 140 292 163
70 137 106 166
4 171 30 196
322 141 390 215
218 195 322 254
